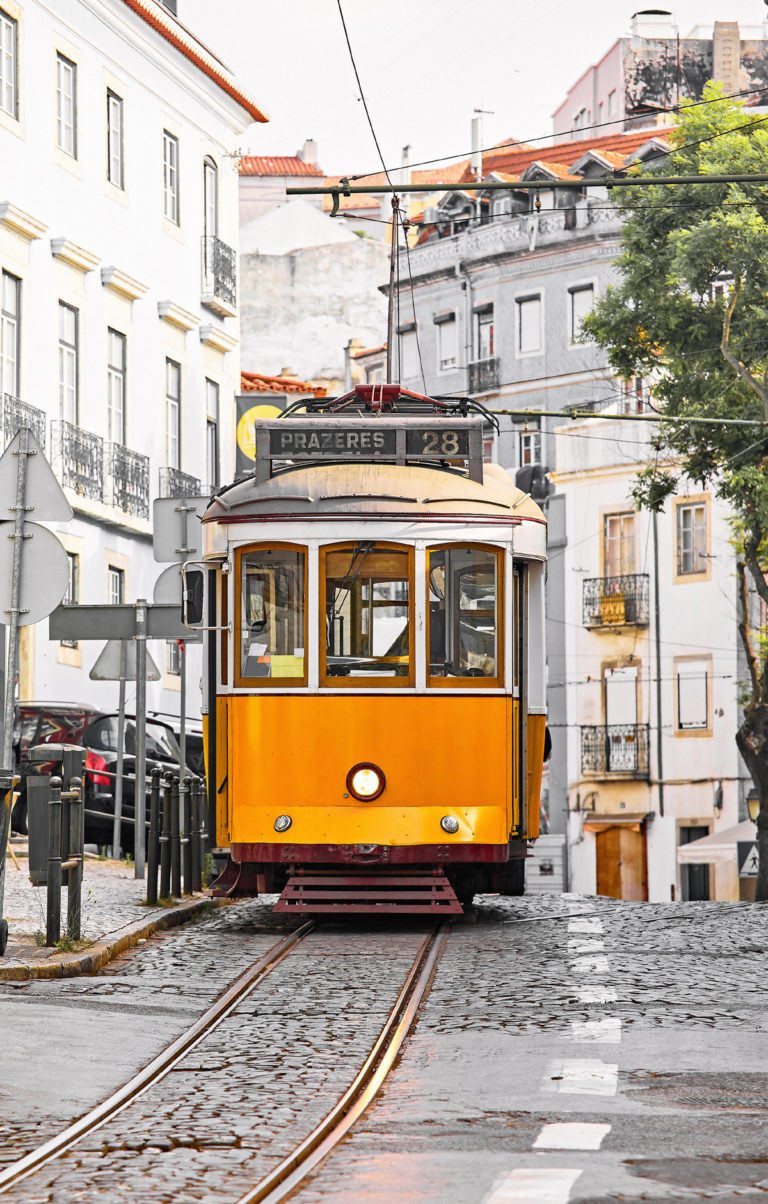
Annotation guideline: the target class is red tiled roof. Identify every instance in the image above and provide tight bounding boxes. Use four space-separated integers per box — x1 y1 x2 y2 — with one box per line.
350 344 387 359
475 127 672 181
120 0 268 123
241 371 326 397
239 156 324 177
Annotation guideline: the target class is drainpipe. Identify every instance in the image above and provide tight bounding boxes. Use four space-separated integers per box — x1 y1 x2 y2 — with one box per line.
652 510 664 816
456 260 473 393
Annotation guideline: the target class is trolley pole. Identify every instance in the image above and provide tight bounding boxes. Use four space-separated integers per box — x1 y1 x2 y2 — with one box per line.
385 195 400 382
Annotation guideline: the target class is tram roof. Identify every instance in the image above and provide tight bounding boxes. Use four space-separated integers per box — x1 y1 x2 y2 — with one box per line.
204 460 546 524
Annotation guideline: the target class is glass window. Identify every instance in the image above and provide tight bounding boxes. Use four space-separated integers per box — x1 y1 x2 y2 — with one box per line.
570 285 594 342
476 309 494 360
239 547 305 682
517 296 541 354
163 130 179 223
165 358 180 469
56 53 76 157
107 90 124 188
519 427 541 467
438 318 458 371
1 270 20 396
107 328 126 443
622 377 646 413
205 378 219 489
428 546 501 684
0 9 17 118
108 565 125 605
677 659 709 730
58 302 78 423
677 502 707 575
604 512 635 577
203 156 217 237
166 640 181 676
399 330 418 378
323 543 410 682
61 551 79 648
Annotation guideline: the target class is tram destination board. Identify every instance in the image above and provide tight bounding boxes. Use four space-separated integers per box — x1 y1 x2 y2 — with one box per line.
269 427 470 459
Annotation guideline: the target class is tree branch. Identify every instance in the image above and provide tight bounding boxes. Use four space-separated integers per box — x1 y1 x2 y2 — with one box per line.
721 277 768 420
738 559 761 711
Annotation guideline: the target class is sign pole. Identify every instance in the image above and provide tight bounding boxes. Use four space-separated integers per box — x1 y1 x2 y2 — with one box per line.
0 427 30 951
134 601 148 878
112 640 127 859
179 641 186 775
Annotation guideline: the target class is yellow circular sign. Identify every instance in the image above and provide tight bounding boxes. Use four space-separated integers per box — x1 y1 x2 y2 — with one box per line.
236 403 283 462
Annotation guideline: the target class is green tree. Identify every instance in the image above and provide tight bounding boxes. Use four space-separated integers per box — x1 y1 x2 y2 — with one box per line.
584 82 768 900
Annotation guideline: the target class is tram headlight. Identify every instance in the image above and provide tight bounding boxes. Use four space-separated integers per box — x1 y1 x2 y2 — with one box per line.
274 814 292 832
346 763 386 801
440 815 460 834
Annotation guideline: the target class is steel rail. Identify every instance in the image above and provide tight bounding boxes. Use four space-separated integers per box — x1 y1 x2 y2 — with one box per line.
0 921 315 1194
236 924 447 1204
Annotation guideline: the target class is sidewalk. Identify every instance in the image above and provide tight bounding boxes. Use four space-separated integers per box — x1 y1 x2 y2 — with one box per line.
1 836 220 981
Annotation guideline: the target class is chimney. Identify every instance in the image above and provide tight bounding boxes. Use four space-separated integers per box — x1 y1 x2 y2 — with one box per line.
713 22 740 97
630 9 675 38
298 138 318 166
471 114 483 180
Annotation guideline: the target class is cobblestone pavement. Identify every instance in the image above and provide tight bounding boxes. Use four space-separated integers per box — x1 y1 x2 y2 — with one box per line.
2 892 767 1203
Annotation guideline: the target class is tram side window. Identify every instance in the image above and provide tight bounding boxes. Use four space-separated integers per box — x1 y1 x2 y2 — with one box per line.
324 544 410 680
239 548 305 681
428 547 501 682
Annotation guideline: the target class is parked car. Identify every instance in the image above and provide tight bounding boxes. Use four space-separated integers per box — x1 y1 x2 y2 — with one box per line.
11 702 196 849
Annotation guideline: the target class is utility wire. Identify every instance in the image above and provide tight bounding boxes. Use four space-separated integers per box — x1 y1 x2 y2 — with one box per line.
334 0 393 187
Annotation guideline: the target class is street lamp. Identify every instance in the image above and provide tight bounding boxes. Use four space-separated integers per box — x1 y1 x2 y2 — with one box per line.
747 787 760 823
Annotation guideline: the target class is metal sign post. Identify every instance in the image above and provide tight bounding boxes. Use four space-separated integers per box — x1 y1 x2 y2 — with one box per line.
135 601 148 878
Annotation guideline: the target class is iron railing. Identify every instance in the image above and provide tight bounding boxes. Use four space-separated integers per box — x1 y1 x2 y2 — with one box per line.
468 357 499 393
50 420 104 501
581 724 650 776
583 574 650 627
202 236 237 308
159 467 201 498
107 443 150 519
2 395 46 449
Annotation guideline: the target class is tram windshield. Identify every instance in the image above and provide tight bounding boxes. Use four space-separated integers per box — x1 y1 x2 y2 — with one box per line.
239 547 305 680
323 544 411 680
428 546 501 681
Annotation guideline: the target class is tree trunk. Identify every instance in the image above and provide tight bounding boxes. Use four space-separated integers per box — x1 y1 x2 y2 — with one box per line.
735 707 768 902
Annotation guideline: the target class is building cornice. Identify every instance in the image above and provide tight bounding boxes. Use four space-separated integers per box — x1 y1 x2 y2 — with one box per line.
51 238 100 273
199 323 238 352
157 300 199 331
0 203 47 242
101 266 148 301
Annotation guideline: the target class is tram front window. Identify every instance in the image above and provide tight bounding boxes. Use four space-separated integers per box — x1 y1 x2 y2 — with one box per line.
428 546 501 681
324 544 411 679
239 547 305 680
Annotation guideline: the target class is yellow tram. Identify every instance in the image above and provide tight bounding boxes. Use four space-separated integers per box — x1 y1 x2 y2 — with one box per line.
187 386 547 913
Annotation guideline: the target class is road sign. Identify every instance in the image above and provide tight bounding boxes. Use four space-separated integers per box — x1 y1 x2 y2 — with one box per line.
0 428 72 521
49 603 198 643
153 563 184 605
738 841 759 878
0 522 69 626
90 639 161 681
152 496 208 563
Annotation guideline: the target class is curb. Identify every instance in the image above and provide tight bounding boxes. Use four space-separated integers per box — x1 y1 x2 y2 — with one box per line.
0 896 228 982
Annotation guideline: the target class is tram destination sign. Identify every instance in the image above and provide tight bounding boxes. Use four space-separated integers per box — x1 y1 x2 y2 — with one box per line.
269 427 470 459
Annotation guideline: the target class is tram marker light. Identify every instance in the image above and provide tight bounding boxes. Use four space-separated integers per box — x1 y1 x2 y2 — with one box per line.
440 816 460 834
274 815 292 832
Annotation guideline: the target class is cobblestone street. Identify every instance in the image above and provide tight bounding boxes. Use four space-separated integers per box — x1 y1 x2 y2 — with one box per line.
1 893 766 1202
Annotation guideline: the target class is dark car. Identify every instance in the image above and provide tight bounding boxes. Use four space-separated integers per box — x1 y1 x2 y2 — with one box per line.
12 702 195 849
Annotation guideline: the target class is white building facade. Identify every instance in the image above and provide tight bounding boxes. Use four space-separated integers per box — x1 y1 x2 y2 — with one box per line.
0 0 265 715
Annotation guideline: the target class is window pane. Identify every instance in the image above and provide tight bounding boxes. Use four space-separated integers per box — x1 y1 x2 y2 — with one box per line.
0 12 16 118
428 547 499 681
604 513 635 577
58 303 78 423
107 92 123 187
438 319 457 370
1 270 19 396
678 661 708 728
163 131 179 222
57 55 76 156
677 503 706 574
476 310 494 359
570 286 594 341
241 548 305 679
324 544 410 679
400 331 418 378
518 297 541 353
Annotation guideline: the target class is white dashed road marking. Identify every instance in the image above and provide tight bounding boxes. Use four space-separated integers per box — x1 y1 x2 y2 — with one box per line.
484 1167 583 1203
534 1122 612 1151
568 918 603 934
544 1058 619 1095
577 985 618 1003
571 954 610 973
571 1017 622 1043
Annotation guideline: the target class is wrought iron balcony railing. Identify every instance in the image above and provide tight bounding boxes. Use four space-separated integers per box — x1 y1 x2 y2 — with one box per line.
202 235 237 309
581 724 650 776
468 357 499 393
159 466 201 499
107 443 150 520
583 574 650 628
50 420 104 501
2 395 46 450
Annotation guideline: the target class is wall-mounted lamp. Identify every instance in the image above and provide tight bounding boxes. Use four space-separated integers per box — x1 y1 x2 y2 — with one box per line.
713 780 724 814
747 787 760 823
581 791 598 813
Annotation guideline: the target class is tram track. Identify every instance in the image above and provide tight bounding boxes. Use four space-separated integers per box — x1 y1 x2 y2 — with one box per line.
0 918 446 1203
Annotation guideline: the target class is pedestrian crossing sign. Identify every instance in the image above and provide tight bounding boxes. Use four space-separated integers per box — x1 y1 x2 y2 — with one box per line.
737 841 759 878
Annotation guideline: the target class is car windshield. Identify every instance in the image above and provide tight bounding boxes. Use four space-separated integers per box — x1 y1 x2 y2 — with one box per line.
82 717 182 763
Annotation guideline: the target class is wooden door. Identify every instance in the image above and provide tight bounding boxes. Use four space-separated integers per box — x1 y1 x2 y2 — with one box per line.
596 826 648 900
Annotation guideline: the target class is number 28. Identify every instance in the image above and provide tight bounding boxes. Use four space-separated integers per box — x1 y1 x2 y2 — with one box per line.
423 431 460 455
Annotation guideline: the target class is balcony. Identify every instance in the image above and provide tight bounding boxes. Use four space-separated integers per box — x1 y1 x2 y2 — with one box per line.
583 574 649 628
159 467 201 499
107 443 150 520
50 420 104 501
1 394 46 450
201 235 237 315
581 724 650 777
468 357 499 394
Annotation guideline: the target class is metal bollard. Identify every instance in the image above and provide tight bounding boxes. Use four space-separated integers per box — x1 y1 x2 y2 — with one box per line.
46 777 63 947
147 769 161 906
170 775 181 899
190 778 201 893
65 777 83 942
159 770 172 899
181 776 192 895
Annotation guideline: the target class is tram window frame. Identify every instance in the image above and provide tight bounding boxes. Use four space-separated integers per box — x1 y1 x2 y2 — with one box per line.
234 543 308 688
426 543 504 689
319 541 415 689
